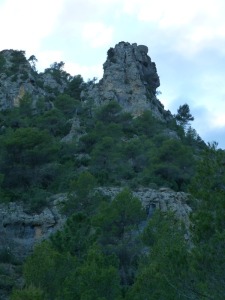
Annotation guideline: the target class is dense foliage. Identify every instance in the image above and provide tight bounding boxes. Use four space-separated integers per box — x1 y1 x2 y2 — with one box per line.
0 95 203 208
0 71 224 299
10 144 225 299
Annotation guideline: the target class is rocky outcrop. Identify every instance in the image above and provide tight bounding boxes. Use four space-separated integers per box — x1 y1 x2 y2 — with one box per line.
0 194 67 261
82 42 172 120
0 44 172 122
98 187 192 233
0 188 192 262
61 116 85 142
0 50 68 110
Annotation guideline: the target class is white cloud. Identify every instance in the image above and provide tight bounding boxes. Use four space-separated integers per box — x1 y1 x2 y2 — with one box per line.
57 0 121 30
82 22 114 48
53 1 117 53
64 62 103 81
196 74 225 112
35 50 64 72
122 0 225 56
212 115 225 128
123 0 201 24
0 0 63 52
122 0 224 26
191 105 225 148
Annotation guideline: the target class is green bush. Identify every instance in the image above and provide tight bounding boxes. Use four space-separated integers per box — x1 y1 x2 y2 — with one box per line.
54 94 78 117
10 285 45 300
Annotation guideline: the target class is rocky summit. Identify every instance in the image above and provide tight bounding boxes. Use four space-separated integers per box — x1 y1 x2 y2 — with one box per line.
0 43 172 121
82 42 171 120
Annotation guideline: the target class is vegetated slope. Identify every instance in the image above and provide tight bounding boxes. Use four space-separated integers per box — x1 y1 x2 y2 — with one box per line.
0 44 224 300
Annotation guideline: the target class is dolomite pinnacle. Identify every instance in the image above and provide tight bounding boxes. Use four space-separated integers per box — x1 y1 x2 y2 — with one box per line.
82 41 172 120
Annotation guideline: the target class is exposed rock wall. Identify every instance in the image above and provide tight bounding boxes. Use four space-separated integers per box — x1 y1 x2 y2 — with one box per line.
98 187 192 230
0 188 191 262
0 194 67 261
82 42 172 120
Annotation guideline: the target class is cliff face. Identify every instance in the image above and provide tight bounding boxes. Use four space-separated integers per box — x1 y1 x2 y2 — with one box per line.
98 187 192 234
0 44 172 121
82 42 171 120
0 194 67 261
0 189 191 262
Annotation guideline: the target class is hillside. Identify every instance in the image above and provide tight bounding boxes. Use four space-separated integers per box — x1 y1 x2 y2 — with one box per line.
0 42 225 300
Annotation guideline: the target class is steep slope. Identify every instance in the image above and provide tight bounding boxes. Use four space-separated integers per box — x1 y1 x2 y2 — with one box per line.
0 43 207 299
0 43 199 260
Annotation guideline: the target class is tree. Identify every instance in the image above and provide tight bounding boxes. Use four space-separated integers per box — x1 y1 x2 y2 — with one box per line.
3 127 58 168
44 61 71 84
34 109 69 137
94 188 145 285
64 172 97 215
1 127 59 194
10 286 45 300
90 136 124 184
54 94 78 117
127 211 195 300
28 55 38 72
152 139 195 190
23 241 76 300
96 101 122 124
133 110 161 138
185 126 205 149
62 246 122 300
66 75 84 100
122 138 148 175
50 61 65 71
96 189 144 241
51 213 95 258
175 103 194 128
189 142 225 299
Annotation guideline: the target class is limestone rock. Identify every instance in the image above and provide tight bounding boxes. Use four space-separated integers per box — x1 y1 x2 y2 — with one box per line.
39 71 67 94
0 50 67 110
0 194 67 261
82 42 172 121
0 187 192 263
61 116 85 142
97 187 192 230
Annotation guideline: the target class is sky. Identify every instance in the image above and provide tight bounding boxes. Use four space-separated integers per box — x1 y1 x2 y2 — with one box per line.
0 0 225 148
